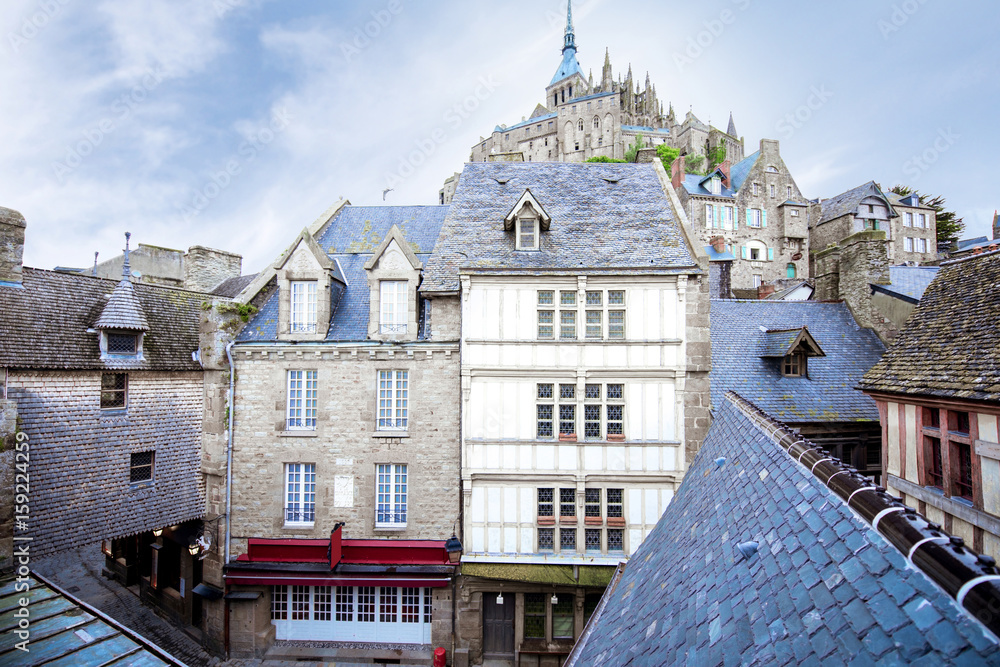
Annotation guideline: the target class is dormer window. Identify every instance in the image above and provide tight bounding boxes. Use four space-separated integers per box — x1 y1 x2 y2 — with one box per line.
710 176 721 195
107 332 137 355
505 190 552 252
290 281 317 333
761 327 825 380
517 216 540 251
380 280 408 334
783 352 806 377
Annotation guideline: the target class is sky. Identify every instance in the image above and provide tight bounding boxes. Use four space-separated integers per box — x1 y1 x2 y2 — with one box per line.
2 0 999 273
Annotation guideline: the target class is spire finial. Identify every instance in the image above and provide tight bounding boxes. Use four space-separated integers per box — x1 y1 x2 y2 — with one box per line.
562 0 576 54
122 232 132 282
93 252 99 276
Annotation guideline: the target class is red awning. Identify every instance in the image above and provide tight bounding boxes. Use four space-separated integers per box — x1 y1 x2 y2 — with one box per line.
225 572 451 588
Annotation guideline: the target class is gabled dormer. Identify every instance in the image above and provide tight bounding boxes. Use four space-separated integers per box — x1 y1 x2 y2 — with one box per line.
760 327 826 378
504 189 552 251
365 225 423 342
274 229 344 341
95 233 148 362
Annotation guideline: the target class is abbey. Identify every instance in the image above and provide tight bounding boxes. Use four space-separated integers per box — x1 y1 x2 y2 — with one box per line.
468 2 743 169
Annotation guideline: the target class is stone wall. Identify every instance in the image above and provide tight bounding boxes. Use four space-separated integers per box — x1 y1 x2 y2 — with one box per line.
228 345 461 553
0 399 16 571
429 295 461 341
683 271 712 468
5 370 205 555
0 207 26 285
185 246 243 294
96 243 186 287
838 231 896 342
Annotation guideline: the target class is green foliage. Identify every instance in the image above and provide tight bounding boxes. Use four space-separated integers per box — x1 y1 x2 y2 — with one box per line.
889 185 965 245
684 154 706 175
624 134 645 163
586 156 627 163
216 302 259 323
656 144 680 171
707 145 727 169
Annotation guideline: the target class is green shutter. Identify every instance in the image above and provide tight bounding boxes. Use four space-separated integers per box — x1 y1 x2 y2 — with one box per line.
762 210 768 228
768 248 774 261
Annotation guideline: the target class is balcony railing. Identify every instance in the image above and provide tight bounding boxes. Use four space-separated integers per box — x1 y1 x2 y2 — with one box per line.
380 323 408 334
285 507 315 524
377 418 408 431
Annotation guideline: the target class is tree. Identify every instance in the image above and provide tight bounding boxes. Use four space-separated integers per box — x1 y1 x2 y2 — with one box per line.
624 134 645 163
586 156 627 163
684 154 706 175
656 144 680 171
889 185 965 246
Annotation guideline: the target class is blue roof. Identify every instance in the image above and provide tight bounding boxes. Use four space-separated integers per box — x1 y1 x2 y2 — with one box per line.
497 112 558 134
704 246 735 261
621 125 670 135
710 300 885 421
878 265 940 301
550 46 583 86
238 206 449 343
683 173 735 198
728 150 760 192
570 395 1000 666
957 236 990 250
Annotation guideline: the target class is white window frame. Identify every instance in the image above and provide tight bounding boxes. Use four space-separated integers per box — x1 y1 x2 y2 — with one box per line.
769 184 776 198
723 206 735 230
376 464 407 528
584 290 625 340
290 281 318 334
905 212 914 227
377 370 408 431
749 209 762 228
516 217 540 251
753 274 763 288
379 281 408 334
918 238 928 253
285 463 316 526
583 383 625 440
919 213 927 228
287 370 318 430
904 237 914 252
705 204 715 229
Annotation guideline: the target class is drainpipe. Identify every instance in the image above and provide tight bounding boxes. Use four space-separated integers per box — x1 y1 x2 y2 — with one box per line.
224 341 235 567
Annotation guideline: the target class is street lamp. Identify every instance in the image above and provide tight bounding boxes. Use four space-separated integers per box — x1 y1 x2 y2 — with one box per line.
445 534 463 564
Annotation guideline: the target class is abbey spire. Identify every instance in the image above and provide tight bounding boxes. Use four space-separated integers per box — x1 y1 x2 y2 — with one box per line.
563 0 576 54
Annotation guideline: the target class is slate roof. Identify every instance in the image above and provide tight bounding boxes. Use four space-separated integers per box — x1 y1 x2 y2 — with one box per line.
765 280 814 301
551 46 583 85
0 574 182 666
860 249 1000 403
212 273 259 297
422 162 699 293
95 278 150 331
817 181 896 226
711 300 885 421
683 174 736 199
568 394 1000 666
621 125 670 135
0 267 205 371
957 236 991 250
728 151 760 192
875 265 940 302
759 327 823 358
237 206 449 343
497 112 558 134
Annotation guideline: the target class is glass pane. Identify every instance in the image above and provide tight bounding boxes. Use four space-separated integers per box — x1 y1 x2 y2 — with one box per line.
560 291 577 306
538 291 554 306
586 291 602 306
608 291 625 305
524 594 546 638
537 384 554 399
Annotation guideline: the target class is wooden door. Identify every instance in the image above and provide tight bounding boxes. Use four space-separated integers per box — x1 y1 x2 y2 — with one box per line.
482 592 515 656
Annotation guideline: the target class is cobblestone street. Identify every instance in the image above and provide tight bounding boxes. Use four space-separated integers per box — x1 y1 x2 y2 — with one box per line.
33 543 221 667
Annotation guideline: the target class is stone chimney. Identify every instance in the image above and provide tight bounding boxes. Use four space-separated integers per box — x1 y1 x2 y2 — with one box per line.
0 207 26 286
757 284 776 299
710 236 726 253
718 160 731 188
185 246 243 293
837 231 897 343
671 155 687 191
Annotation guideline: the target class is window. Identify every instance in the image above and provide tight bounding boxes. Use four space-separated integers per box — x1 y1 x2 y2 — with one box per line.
607 488 623 519
292 586 310 620
926 436 944 488
749 209 762 228
559 384 575 437
290 281 318 333
787 185 792 198
787 263 797 279
101 373 127 410
377 370 408 431
905 212 914 227
608 528 624 552
753 274 763 288
705 204 715 228
314 588 332 621
783 353 806 378
560 488 576 518
517 217 539 251
287 370 318 430
917 238 928 253
524 594 546 638
336 588 353 622
769 184 776 198
791 209 799 217
922 408 977 504
285 463 316 524
537 384 554 438
380 281 408 334
560 527 576 552
583 383 625 440
583 290 625 340
723 206 735 230
376 464 407 527
919 213 927 228
585 528 601 552
753 183 760 196
578 120 584 132
593 117 600 129
537 488 554 519
358 587 376 623
585 489 601 518
904 237 914 252
560 291 577 339
272 586 288 620
538 291 555 339
401 588 421 623
129 451 154 484
553 597 574 638
380 587 397 623
107 332 137 355
538 527 554 552
954 442 973 500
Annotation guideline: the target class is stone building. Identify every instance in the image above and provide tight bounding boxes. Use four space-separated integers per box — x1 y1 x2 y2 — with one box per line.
676 139 810 291
422 161 711 666
567 393 1000 665
221 202 462 660
811 182 937 266
860 248 1000 560
469 2 742 168
0 209 236 649
80 242 244 293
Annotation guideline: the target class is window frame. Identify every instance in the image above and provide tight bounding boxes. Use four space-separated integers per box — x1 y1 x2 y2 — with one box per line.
377 370 409 432
129 451 154 485
782 352 807 378
290 281 318 334
379 280 408 334
516 216 540 251
920 406 979 507
284 463 316 526
583 383 625 440
101 372 128 411
286 370 318 430
583 290 626 340
904 237 914 252
106 331 139 356
376 463 408 528
748 209 763 228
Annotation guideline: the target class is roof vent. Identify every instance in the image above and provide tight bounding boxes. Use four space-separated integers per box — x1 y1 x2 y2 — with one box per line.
736 541 759 561
603 178 620 184
495 178 510 185
714 457 726 468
